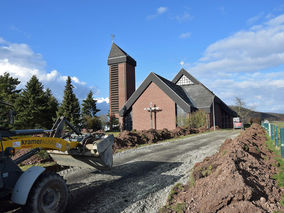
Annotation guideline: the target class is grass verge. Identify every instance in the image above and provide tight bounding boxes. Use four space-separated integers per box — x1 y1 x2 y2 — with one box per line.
265 134 284 207
272 121 284 129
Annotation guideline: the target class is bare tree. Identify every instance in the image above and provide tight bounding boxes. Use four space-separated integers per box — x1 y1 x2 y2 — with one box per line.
234 97 250 123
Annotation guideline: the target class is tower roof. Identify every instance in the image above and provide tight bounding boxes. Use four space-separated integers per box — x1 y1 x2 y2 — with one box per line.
108 43 136 66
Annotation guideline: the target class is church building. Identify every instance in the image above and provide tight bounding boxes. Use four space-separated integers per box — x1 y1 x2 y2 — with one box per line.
108 43 237 131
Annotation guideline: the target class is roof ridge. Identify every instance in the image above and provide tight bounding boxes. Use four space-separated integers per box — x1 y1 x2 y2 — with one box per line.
108 43 128 58
119 72 194 116
153 73 195 108
173 68 216 96
107 43 136 66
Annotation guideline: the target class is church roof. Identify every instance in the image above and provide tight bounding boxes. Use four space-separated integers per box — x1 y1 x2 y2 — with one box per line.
119 72 195 116
172 68 215 110
172 68 200 84
155 73 195 107
108 43 136 66
172 68 236 115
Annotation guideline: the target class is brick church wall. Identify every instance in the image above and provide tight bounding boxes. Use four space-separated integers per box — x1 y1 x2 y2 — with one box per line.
132 82 176 130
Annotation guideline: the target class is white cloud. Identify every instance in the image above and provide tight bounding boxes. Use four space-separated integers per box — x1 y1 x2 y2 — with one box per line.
147 6 168 19
175 12 192 23
185 14 284 113
247 13 264 25
191 14 284 74
0 37 7 44
267 14 284 25
201 72 284 113
96 97 109 104
0 38 95 102
157 7 167 15
179 32 191 39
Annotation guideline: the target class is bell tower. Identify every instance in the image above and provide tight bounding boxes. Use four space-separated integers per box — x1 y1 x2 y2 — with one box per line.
108 43 136 118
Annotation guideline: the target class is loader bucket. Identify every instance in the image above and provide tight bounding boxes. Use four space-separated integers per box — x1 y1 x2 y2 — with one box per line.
48 134 114 170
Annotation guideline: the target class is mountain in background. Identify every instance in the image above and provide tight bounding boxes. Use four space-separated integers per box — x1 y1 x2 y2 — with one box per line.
95 101 284 121
97 101 109 116
230 106 284 122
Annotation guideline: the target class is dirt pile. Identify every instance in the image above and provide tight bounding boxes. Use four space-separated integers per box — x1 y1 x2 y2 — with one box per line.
12 149 49 165
113 126 206 151
162 124 284 212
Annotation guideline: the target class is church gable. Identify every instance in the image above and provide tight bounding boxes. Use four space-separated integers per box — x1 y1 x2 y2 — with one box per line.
176 75 194 86
172 68 199 85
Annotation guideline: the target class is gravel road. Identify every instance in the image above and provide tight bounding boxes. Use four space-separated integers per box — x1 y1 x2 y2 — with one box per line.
63 130 240 213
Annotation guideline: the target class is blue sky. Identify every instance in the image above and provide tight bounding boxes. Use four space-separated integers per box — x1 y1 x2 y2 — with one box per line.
1 0 284 113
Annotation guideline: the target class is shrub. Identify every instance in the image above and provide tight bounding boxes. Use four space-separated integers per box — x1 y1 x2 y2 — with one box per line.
177 115 190 127
83 116 102 131
189 110 207 128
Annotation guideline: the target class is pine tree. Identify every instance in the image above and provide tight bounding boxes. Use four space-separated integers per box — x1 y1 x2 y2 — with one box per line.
82 90 100 117
0 73 21 128
58 76 80 126
14 75 50 129
42 89 59 128
0 72 21 103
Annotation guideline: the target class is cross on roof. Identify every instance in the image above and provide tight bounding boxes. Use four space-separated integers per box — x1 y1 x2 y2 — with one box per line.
111 34 115 43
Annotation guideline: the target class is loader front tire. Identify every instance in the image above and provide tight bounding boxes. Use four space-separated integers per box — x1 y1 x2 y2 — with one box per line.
24 172 68 213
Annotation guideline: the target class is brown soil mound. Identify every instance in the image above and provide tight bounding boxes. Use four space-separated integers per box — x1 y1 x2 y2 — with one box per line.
12 149 50 165
113 128 166 150
162 124 284 212
171 127 189 137
113 131 145 150
113 126 208 152
138 129 163 143
157 128 173 140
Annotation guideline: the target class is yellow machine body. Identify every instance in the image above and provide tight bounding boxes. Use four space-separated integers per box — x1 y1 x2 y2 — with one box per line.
0 136 78 152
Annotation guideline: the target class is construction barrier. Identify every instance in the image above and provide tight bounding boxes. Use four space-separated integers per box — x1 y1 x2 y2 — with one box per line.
262 122 284 158
275 125 278 146
271 124 274 141
281 128 284 158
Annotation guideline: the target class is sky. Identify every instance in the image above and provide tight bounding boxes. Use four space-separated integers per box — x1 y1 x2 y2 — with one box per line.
1 0 284 113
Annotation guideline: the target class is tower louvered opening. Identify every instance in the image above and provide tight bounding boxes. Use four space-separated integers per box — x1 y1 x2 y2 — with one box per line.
110 64 119 114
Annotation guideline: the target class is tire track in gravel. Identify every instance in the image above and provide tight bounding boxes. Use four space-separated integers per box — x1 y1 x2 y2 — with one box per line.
65 130 240 213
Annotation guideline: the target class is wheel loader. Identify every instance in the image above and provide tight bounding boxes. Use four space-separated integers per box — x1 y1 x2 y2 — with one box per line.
0 102 114 213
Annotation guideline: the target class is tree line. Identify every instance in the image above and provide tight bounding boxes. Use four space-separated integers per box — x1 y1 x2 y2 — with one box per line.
0 72 102 130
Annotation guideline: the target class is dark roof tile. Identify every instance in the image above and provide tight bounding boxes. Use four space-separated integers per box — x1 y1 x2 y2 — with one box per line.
108 43 136 66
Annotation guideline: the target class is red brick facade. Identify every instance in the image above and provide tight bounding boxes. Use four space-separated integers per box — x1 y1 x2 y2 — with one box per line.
132 82 176 130
110 62 135 118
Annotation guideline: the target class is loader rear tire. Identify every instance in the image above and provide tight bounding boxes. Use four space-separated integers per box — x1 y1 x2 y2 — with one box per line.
24 172 68 213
